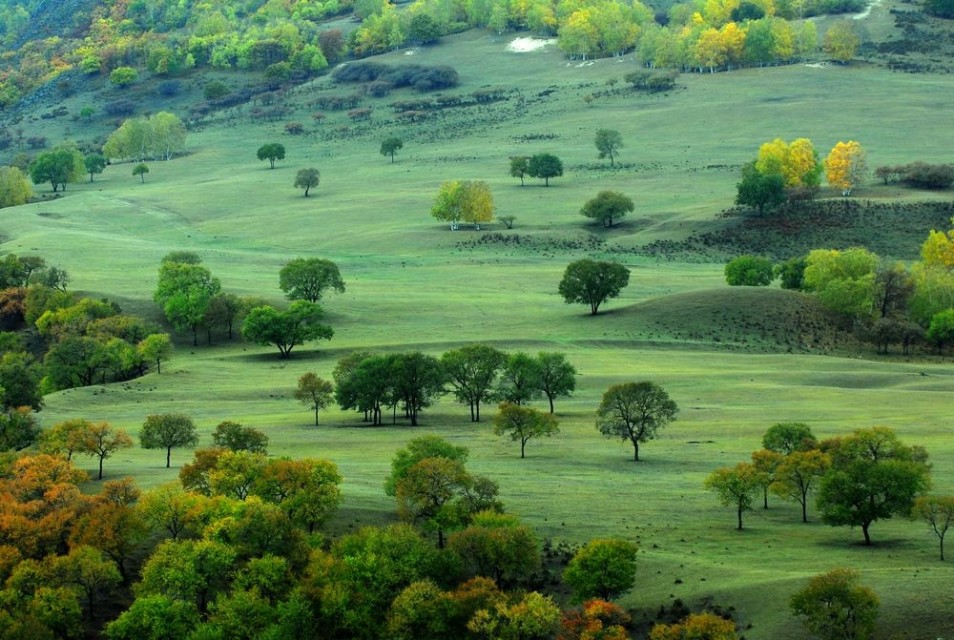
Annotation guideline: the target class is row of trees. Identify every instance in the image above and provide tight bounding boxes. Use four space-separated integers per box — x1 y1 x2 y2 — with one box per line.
102 112 187 163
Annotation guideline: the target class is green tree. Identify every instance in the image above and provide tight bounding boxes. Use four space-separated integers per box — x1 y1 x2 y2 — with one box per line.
596 381 677 461
40 418 90 460
278 258 345 303
912 495 954 560
0 406 40 452
29 145 84 192
133 163 149 183
563 538 638 602
441 344 506 421
53 545 122 619
0 166 32 208
430 180 495 230
84 154 106 182
817 427 931 544
724 255 774 286
294 168 320 196
771 449 831 523
105 594 201 639
704 462 762 530
136 483 205 541
380 137 403 163
580 190 634 228
509 156 530 186
75 421 134 480
496 352 542 406
927 308 954 353
109 66 139 88
763 422 817 454
385 434 469 497
558 259 630 315
256 457 342 532
137 539 236 613
137 333 172 373
390 351 446 426
790 568 879 640
527 152 563 186
0 350 43 410
294 372 334 425
211 421 268 454
535 351 577 413
493 402 559 458
140 413 200 468
735 161 786 215
257 143 285 169
386 580 455 640
334 353 394 425
594 129 623 167
803 247 878 320
776 256 808 290
241 301 333 358
448 511 541 587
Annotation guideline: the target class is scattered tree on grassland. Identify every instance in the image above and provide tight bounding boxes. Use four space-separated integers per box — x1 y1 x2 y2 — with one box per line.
75 421 134 480
241 301 333 358
104 112 187 162
154 259 222 347
140 413 200 468
211 421 268 454
751 448 783 509
294 372 334 426
596 381 677 461
137 333 172 374
0 166 32 208
594 129 623 167
133 163 149 183
912 495 954 560
771 449 831 522
430 180 495 230
724 255 774 286
824 141 867 196
257 143 285 169
735 161 786 215
558 259 630 315
509 156 530 186
389 351 446 426
279 257 345 303
528 153 563 186
580 190 634 228
563 538 639 602
823 20 860 64
790 568 878 640
535 351 577 413
704 462 762 530
380 137 403 163
496 351 542 406
40 418 91 460
493 402 559 458
109 66 138 88
84 153 107 182
650 612 738 640
762 422 818 455
294 168 320 196
29 144 84 192
441 344 507 422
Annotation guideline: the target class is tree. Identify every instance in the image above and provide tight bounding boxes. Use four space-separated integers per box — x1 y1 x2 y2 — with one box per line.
54 545 122 619
278 258 345 303
294 168 320 196
40 418 90 460
448 511 541 587
493 402 559 459
735 161 786 215
558 259 630 315
211 421 268 453
430 180 495 230
824 20 860 64
133 163 149 183
772 449 831 522
594 129 623 167
385 435 470 496
140 413 200 468
790 568 879 640
84 154 106 182
386 580 455 640
527 153 563 186
294 372 334 425
0 166 32 208
927 308 954 352
105 594 201 640
563 538 638 602
257 143 285 169
509 156 530 186
257 457 342 532
751 448 783 509
816 427 931 544
704 462 762 530
390 352 446 426
395 456 472 548
468 591 561 640
75 421 134 480
441 344 507 421
29 145 84 192
724 255 774 286
561 599 631 640
580 190 634 228
0 350 43 410
776 256 808 290
0 406 40 452
241 301 333 358
596 381 677 461
535 352 577 413
136 483 205 541
137 333 172 373
763 422 817 454
650 612 738 640
496 352 542 406
109 66 138 88
803 247 878 320
824 141 867 196
912 495 954 560
380 137 403 163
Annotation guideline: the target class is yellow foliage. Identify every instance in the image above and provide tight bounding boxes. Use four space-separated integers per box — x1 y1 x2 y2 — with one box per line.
824 140 866 196
720 22 746 63
921 229 954 270
755 138 788 180
757 137 819 187
0 166 32 208
650 612 737 639
694 28 727 70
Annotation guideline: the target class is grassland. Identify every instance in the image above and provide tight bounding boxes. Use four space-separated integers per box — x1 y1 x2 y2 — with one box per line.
6 9 954 638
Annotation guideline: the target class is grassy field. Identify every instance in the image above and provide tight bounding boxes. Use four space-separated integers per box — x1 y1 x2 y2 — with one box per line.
7 8 954 638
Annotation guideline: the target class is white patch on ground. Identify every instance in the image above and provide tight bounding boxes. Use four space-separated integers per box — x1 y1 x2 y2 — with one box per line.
804 61 831 68
404 49 417 55
853 0 884 20
507 37 556 53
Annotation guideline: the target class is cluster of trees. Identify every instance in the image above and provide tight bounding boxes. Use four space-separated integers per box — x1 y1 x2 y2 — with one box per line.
874 161 954 190
509 153 564 187
103 112 187 163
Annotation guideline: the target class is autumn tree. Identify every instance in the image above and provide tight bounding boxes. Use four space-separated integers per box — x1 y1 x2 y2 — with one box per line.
704 462 762 530
594 129 623 167
563 538 639 602
650 612 738 640
140 413 199 468
380 137 403 163
384 434 470 497
535 351 577 413
430 180 495 230
493 402 559 458
561 599 631 640
596 381 677 461
279 258 345 303
751 448 783 509
257 143 285 169
912 495 954 560
824 140 867 196
211 421 268 453
40 418 90 460
580 190 634 228
528 153 563 186
468 591 561 640
558 259 630 315
824 20 860 64
509 156 530 186
756 137 821 190
294 168 320 196
136 483 205 540
241 301 333 358
441 344 507 421
257 457 342 532
75 421 134 480
772 449 831 522
448 511 541 586
294 372 334 425
790 568 879 640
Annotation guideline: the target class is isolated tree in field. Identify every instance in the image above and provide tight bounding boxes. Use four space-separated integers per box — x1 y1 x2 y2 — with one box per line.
380 137 403 163
763 422 817 454
509 155 530 186
704 462 762 530
140 413 200 468
649 612 737 640
76 421 134 480
84 153 106 182
824 20 860 64
242 301 333 358
580 190 634 228
295 372 334 425
279 258 345 303
496 352 542 406
563 538 638 602
0 166 32 207
137 333 172 374
211 421 268 454
594 129 623 167
596 381 677 461
294 168 320 196
536 351 577 413
912 495 954 560
528 153 563 186
133 163 149 183
816 427 931 544
441 344 507 421
724 255 774 286
824 141 867 196
493 402 558 458
790 568 879 640
772 449 831 522
559 259 630 315
257 143 285 169
735 161 786 215
430 180 495 230
29 145 84 192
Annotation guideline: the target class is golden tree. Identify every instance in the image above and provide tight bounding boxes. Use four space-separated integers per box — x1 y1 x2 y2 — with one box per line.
824 140 867 196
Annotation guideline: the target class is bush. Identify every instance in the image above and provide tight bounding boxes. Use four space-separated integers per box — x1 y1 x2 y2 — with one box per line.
109 66 139 88
203 81 230 101
624 70 678 92
924 0 954 18
104 100 136 117
775 256 807 290
157 81 182 97
725 255 774 286
332 62 459 91
902 162 954 189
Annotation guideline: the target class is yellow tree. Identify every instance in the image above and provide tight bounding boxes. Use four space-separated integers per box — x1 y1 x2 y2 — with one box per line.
702 0 740 27
824 141 867 196
921 226 954 270
0 166 32 208
824 20 860 63
721 21 746 68
558 8 600 59
650 612 738 639
770 17 795 61
755 138 788 179
694 27 727 72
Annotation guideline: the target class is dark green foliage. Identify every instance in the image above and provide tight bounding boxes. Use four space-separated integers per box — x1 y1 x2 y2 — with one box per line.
763 422 817 454
407 14 443 44
132 163 149 183
580 190 634 228
440 344 507 422
535 352 577 413
924 0 954 19
0 407 40 451
83 154 106 182
790 569 879 640
775 256 807 290
496 352 542 406
29 145 82 192
294 168 319 196
333 62 459 91
0 351 43 410
241 301 333 358
736 161 786 215
256 143 285 169
623 69 678 91
563 538 638 602
558 259 630 315
596 381 678 461
140 413 199 468
380 137 403 163
211 421 268 454
724 255 774 286
527 153 563 186
279 258 344 303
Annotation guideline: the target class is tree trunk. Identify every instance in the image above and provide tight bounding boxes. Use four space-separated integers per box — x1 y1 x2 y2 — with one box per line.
166 447 172 468
862 521 872 545
98 456 104 480
940 535 946 561
737 503 744 530
156 359 162 374
633 441 640 461
547 395 555 414
520 439 526 458
314 408 319 426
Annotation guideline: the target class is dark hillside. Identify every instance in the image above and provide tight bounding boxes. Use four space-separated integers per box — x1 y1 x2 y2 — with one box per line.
10 0 98 47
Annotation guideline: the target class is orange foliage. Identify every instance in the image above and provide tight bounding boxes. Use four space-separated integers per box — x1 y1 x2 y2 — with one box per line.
560 598 631 640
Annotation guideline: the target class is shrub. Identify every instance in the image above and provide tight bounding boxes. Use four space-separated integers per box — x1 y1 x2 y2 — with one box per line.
725 255 774 286
775 256 807 290
284 122 305 135
902 162 954 189
104 100 136 117
157 81 182 97
203 81 230 101
924 0 954 18
109 66 139 88
332 62 459 91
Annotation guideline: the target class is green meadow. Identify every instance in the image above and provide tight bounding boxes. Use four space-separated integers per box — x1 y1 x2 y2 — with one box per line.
9 23 954 639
